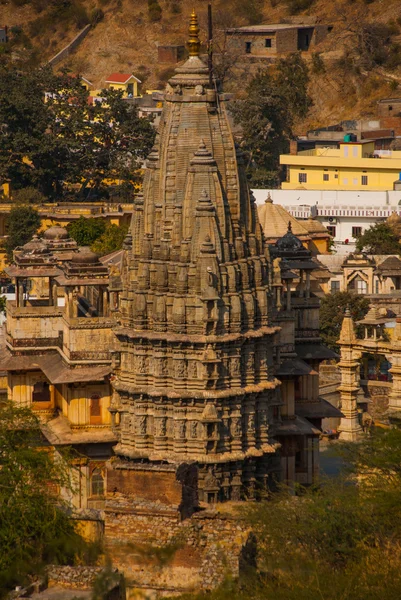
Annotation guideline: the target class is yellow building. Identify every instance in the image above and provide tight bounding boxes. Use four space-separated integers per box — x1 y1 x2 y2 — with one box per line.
280 141 401 191
104 73 141 98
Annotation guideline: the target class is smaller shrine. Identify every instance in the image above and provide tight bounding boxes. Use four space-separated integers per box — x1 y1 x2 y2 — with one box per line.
337 303 401 439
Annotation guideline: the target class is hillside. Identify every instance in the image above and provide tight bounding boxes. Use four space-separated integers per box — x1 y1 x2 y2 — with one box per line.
1 0 401 131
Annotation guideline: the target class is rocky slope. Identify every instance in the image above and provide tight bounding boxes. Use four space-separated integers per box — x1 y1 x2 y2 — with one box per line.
1 0 401 130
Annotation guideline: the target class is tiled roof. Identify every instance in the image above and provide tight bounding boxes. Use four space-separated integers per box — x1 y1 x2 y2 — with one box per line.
105 73 141 84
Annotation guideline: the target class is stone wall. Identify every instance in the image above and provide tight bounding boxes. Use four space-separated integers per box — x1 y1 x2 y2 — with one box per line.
47 565 108 589
103 506 252 595
48 25 91 67
158 45 186 63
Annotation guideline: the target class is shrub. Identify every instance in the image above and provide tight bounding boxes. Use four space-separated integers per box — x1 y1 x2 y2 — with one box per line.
285 0 315 14
90 7 105 25
311 52 325 74
148 0 162 22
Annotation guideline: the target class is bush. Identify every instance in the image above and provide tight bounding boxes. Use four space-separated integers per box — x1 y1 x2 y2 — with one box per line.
285 0 315 14
148 0 162 22
232 0 263 25
12 187 47 205
311 52 325 74
90 7 104 26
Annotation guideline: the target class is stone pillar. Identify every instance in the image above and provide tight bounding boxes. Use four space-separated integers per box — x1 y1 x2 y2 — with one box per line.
18 280 24 307
388 320 401 414
286 281 291 311
337 309 363 441
103 289 108 316
305 271 310 299
52 282 58 308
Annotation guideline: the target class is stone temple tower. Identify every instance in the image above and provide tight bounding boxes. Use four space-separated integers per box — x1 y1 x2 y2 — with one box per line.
110 11 281 503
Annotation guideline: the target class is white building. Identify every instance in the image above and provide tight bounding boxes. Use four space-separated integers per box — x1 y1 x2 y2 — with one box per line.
252 189 401 255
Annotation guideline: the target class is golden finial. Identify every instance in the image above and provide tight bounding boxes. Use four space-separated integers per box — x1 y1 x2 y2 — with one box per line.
187 9 200 57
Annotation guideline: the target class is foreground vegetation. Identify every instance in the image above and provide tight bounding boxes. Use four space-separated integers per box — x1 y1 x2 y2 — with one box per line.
0 403 93 596
183 428 401 600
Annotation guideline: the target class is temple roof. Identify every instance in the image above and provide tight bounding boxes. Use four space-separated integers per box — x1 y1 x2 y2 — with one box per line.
257 194 311 242
43 225 69 240
1 351 111 383
376 255 401 276
42 414 117 446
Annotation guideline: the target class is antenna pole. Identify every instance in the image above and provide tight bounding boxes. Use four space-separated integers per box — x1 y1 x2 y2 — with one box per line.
207 3 213 87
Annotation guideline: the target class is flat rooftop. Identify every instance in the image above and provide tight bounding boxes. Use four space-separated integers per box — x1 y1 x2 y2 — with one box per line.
226 24 317 33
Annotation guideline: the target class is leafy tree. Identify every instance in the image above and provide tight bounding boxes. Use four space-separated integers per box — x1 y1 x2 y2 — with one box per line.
0 402 88 595
12 186 47 205
67 216 106 247
186 428 401 600
5 205 41 261
320 291 370 351
0 66 155 200
91 223 129 256
231 53 312 186
355 222 401 254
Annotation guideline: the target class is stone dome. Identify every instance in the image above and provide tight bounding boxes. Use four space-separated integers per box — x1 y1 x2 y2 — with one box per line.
275 224 305 253
44 225 69 240
71 246 99 265
22 235 49 255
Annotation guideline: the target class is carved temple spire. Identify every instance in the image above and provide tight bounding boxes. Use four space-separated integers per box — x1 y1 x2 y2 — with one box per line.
113 10 279 503
339 307 357 344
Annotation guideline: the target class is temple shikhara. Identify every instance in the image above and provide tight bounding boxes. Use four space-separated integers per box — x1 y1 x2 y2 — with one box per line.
0 11 341 593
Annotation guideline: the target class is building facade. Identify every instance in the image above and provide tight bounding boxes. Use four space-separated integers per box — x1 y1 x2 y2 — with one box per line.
280 141 401 191
252 189 401 253
225 23 332 57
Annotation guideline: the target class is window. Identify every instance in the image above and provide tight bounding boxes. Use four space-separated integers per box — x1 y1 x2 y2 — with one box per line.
327 225 336 237
245 41 251 53
298 172 307 183
353 146 358 157
375 280 380 294
331 280 340 294
90 394 102 424
353 178 358 185
334 174 339 179
356 279 367 294
361 175 368 185
265 38 272 47
343 178 348 185
352 227 362 238
344 146 349 157
323 173 329 181
91 468 104 497
32 381 50 403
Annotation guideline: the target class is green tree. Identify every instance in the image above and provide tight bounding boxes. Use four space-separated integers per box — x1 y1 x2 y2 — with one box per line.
231 53 312 186
0 66 155 199
319 291 370 351
0 402 87 595
91 223 128 256
355 222 401 254
5 205 41 261
187 428 401 600
67 216 106 247
12 186 47 205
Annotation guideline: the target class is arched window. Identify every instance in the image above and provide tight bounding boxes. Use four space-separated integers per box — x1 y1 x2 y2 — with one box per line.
89 394 102 424
91 468 104 497
32 381 50 403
